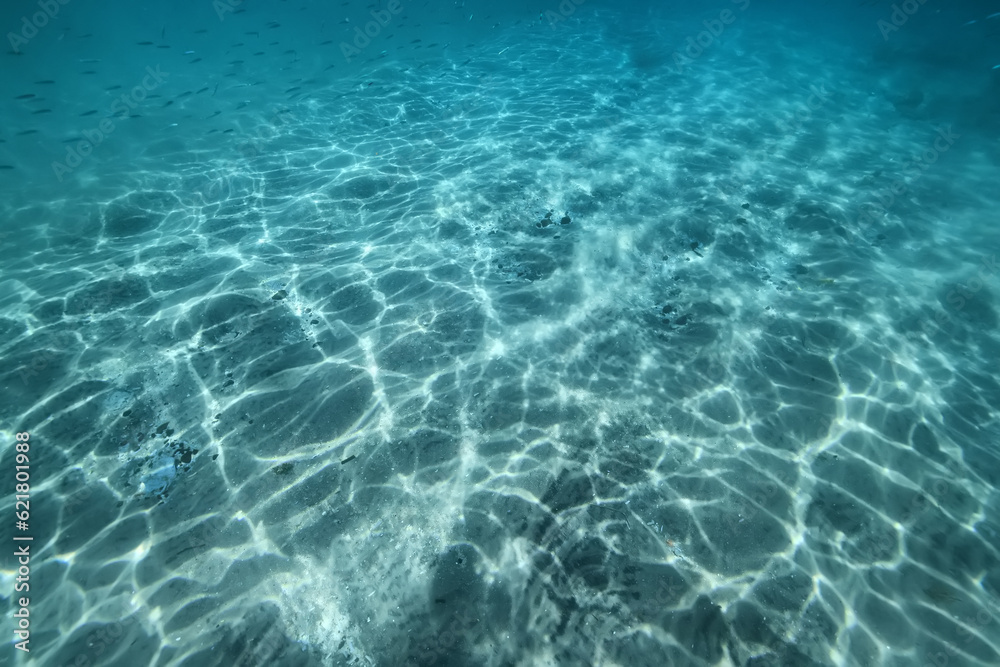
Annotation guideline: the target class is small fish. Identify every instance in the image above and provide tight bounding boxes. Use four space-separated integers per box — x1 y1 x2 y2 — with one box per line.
184 50 195 55
105 85 122 91
80 110 98 116
137 41 154 45
15 94 34 99
195 87 209 94
32 109 52 114
0 165 15 170
341 454 357 464
189 58 202 63
194 29 208 34
16 130 38 135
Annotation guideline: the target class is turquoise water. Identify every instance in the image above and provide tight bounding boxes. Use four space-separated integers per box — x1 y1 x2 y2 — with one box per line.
1 1 999 665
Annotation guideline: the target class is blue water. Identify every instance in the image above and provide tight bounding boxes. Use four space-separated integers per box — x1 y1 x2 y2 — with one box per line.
1 0 999 665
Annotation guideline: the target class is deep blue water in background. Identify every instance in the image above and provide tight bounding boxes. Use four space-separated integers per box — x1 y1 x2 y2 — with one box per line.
1 1 999 665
